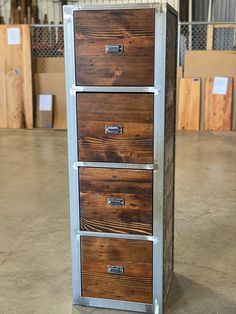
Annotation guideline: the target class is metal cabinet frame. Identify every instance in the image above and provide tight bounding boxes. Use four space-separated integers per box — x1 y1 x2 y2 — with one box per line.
64 3 177 314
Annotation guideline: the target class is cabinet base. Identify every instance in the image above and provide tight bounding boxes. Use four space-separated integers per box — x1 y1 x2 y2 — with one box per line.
75 297 155 313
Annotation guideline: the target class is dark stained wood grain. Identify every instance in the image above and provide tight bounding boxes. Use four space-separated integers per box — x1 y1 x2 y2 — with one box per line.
164 136 174 174
74 9 154 86
77 93 153 163
81 237 153 303
163 7 177 301
79 168 153 235
164 238 173 299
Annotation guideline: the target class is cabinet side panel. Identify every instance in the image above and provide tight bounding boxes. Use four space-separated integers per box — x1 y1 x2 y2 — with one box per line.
163 6 177 301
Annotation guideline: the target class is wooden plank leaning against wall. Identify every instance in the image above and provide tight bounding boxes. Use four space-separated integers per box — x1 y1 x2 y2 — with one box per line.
178 77 201 131
0 25 33 128
204 77 233 131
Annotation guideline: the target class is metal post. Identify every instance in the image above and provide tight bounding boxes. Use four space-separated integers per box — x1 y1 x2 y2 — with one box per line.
208 0 213 22
153 6 167 314
177 21 181 67
63 5 81 304
188 0 192 50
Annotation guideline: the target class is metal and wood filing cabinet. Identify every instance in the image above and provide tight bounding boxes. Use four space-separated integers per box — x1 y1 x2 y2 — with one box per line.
64 3 177 314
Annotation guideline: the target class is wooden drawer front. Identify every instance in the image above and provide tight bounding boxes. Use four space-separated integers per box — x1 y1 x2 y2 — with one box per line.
74 9 154 86
77 93 154 163
80 168 153 235
81 237 153 303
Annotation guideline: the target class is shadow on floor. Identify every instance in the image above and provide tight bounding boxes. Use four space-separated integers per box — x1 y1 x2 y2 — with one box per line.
165 273 236 314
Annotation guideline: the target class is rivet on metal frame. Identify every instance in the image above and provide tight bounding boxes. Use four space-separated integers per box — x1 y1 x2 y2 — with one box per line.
153 237 159 246
156 83 162 94
73 162 79 171
70 87 76 96
73 227 79 235
64 14 72 23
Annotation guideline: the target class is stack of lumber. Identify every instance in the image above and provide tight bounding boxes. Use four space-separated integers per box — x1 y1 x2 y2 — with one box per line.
9 0 39 24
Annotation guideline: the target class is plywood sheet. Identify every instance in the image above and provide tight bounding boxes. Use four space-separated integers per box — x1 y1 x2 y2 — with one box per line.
178 78 200 131
0 25 33 129
204 77 233 131
184 51 236 130
34 73 67 129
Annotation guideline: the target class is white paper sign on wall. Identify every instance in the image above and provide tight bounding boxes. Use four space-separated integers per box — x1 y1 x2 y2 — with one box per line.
39 95 53 111
213 77 229 95
7 28 21 45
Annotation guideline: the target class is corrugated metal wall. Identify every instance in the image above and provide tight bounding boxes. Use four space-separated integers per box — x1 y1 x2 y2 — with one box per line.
0 1 11 24
212 0 236 21
192 0 236 22
192 0 209 21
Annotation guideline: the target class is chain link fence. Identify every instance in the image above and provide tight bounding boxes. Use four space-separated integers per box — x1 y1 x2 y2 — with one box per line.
31 25 64 73
179 22 236 66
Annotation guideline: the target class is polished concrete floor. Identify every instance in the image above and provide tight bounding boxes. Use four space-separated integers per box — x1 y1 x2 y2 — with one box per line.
0 130 235 314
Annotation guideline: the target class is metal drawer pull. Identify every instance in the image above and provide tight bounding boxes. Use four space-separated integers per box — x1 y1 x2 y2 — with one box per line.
105 44 124 54
108 198 125 207
107 265 124 275
105 125 123 134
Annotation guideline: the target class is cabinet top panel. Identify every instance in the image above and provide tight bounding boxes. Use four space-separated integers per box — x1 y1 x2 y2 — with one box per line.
64 3 164 12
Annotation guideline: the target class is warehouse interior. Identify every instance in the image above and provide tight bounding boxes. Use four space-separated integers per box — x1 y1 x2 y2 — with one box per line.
0 1 236 314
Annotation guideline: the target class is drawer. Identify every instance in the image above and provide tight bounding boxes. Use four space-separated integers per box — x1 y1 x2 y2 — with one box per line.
81 237 153 303
79 168 153 235
77 93 154 163
74 9 154 86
